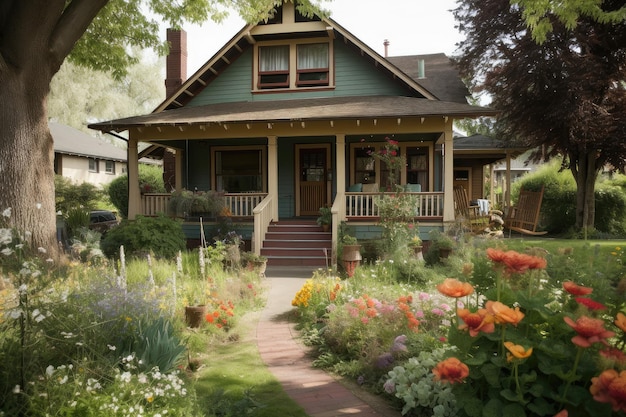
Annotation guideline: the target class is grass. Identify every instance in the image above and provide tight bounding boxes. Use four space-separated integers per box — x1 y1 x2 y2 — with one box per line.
191 312 309 417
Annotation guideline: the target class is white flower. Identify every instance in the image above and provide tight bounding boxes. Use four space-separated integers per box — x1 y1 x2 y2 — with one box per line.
107 344 117 351
36 203 42 210
46 365 55 377
56 210 62 216
1 248 13 256
58 375 68 385
2 208 11 218
37 247 46 253
12 385 20 394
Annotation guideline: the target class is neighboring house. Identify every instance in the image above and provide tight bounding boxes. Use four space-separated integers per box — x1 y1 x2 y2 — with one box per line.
52 121 159 187
89 1 523 265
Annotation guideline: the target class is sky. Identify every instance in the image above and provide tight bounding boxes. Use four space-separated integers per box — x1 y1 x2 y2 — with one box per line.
182 0 463 76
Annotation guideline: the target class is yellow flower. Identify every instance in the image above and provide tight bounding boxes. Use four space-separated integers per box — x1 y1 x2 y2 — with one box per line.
504 341 533 361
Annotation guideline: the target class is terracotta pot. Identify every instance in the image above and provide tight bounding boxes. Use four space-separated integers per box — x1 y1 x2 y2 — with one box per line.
185 305 206 328
342 245 362 277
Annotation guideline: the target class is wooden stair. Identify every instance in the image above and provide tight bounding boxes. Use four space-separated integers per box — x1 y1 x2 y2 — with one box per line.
260 220 332 267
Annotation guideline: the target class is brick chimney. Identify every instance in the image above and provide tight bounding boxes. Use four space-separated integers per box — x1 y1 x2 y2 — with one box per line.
165 28 187 98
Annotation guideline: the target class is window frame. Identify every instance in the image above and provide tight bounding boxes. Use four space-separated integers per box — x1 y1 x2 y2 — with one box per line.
104 160 116 174
253 38 333 92
88 158 99 173
296 43 329 87
211 146 267 193
258 45 290 89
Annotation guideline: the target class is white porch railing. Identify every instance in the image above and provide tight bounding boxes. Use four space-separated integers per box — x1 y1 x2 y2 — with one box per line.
345 192 444 218
141 193 171 216
142 193 268 218
225 193 267 217
253 195 274 255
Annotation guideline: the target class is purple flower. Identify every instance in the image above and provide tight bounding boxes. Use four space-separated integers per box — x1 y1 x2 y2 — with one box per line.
383 379 396 394
391 335 408 353
431 308 445 316
376 353 395 369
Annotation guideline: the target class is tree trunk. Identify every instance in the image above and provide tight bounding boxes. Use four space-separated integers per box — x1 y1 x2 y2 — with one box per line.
0 66 58 257
572 151 598 231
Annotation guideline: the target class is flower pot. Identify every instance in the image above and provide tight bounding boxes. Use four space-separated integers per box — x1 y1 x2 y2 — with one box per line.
185 305 207 328
439 248 453 259
342 245 362 277
412 245 424 261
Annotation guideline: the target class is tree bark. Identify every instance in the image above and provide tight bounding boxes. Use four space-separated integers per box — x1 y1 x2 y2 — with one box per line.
0 66 58 255
572 150 598 231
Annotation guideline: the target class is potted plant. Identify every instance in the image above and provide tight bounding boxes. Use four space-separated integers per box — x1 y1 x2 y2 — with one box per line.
341 234 362 277
242 251 268 277
408 235 424 260
431 231 455 259
317 206 332 232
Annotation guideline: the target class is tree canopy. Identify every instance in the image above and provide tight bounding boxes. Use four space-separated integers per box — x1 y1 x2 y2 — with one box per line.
454 0 626 230
0 0 329 255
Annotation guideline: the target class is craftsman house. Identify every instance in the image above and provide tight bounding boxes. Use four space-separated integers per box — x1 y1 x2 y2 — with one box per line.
90 1 516 266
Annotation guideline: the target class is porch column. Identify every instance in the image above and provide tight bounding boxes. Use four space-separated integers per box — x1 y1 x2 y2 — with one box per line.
127 134 141 220
268 136 279 220
442 128 455 222
174 149 183 192
336 134 346 201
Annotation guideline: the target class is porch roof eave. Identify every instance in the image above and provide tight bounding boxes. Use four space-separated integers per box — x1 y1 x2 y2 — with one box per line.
88 96 498 134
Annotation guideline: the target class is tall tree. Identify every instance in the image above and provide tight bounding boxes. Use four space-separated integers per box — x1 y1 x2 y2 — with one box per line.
454 0 626 231
0 0 329 256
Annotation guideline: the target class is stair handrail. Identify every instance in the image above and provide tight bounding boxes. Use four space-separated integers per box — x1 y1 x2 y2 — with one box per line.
330 192 345 266
252 194 274 255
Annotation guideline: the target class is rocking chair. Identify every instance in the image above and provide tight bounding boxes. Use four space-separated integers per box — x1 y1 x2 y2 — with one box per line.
504 186 548 236
453 186 492 234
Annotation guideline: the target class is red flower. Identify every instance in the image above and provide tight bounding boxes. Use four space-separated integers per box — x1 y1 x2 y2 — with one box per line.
600 348 626 365
486 248 508 263
564 315 615 348
458 308 495 337
436 278 474 298
575 297 607 310
590 369 626 412
563 281 593 296
432 357 469 384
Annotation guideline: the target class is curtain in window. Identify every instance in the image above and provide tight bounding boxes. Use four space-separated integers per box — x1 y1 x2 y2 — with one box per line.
297 43 328 69
260 45 289 71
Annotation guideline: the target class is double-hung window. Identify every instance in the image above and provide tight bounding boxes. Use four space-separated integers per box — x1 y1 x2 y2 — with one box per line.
296 43 329 86
258 45 290 89
256 40 331 90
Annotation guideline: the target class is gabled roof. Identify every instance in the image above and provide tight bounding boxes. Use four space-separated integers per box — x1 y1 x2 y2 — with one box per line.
155 5 468 112
51 122 127 161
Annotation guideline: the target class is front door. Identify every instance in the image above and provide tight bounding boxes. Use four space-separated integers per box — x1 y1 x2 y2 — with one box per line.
296 145 330 216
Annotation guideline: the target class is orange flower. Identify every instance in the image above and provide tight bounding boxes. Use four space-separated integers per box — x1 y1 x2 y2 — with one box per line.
432 358 469 384
563 281 593 296
457 308 495 337
486 248 508 263
436 278 474 298
553 410 568 417
485 301 525 326
616 312 626 333
504 341 533 361
590 369 626 412
502 251 537 274
564 315 616 348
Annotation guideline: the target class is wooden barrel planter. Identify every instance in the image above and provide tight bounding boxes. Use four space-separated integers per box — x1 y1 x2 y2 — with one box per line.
185 305 207 328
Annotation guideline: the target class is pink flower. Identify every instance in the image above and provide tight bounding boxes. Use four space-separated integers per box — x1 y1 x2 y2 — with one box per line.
564 315 615 348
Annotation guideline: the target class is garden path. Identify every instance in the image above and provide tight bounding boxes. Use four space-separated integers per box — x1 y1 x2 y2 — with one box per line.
257 266 401 417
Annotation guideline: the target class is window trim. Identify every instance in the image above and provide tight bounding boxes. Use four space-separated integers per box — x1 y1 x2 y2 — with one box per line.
104 160 116 175
253 38 334 92
349 141 434 191
88 158 99 173
211 145 267 193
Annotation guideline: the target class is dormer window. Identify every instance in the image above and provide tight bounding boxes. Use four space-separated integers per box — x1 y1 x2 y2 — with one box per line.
297 43 329 86
259 45 290 88
255 40 333 91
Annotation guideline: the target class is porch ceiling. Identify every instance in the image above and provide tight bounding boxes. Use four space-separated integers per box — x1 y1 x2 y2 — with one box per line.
89 96 497 133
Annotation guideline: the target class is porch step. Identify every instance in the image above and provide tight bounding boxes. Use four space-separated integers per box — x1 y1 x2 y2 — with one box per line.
261 220 332 267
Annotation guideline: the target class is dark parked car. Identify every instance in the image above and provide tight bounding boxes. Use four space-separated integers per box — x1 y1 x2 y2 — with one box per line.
89 210 119 234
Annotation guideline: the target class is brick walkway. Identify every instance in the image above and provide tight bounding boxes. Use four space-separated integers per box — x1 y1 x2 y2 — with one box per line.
256 268 400 417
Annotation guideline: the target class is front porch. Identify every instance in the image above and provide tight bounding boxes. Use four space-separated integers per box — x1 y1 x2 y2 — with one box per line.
141 190 445 265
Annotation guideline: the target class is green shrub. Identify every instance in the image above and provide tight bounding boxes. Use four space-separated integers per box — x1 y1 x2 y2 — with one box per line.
128 318 186 373
54 175 104 214
64 208 90 238
106 165 165 218
594 182 626 236
100 215 186 259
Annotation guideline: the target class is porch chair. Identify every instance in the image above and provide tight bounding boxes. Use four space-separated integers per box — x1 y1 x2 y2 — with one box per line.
453 185 491 234
503 186 548 236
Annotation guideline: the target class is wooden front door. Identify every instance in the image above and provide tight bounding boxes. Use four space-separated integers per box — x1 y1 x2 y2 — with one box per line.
296 146 330 216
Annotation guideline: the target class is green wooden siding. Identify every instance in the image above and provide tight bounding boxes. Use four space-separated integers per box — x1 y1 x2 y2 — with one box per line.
189 39 412 107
